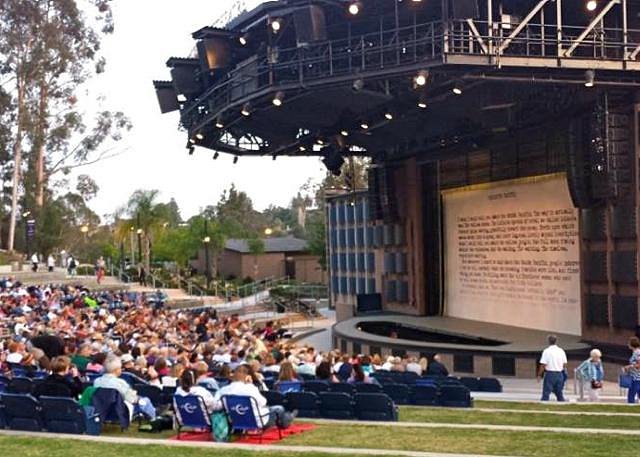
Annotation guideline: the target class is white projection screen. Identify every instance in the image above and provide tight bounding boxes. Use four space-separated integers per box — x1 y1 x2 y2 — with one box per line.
443 173 582 336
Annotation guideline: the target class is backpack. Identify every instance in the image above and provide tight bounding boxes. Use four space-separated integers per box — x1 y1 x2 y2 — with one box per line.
212 411 230 442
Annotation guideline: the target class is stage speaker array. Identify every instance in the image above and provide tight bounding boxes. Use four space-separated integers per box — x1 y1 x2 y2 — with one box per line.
368 166 398 222
153 81 180 114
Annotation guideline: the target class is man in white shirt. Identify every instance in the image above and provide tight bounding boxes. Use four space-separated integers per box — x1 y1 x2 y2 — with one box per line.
213 365 295 429
537 335 567 402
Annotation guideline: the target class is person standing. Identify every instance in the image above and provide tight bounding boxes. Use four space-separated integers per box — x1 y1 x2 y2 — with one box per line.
96 256 106 284
538 335 567 402
67 255 77 277
138 262 146 286
624 337 640 404
47 254 55 273
31 252 39 272
576 349 604 402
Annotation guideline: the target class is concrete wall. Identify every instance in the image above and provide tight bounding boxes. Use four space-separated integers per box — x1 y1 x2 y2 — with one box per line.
292 254 326 284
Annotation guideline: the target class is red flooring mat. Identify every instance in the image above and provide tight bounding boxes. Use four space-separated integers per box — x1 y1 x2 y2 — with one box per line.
170 423 316 444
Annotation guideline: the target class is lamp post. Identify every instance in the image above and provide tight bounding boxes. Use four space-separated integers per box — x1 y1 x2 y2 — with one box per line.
129 226 135 265
203 218 211 290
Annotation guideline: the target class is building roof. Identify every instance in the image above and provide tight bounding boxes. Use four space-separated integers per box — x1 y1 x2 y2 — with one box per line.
225 237 309 254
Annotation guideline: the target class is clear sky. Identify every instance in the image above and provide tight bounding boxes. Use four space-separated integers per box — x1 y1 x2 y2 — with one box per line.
79 0 326 220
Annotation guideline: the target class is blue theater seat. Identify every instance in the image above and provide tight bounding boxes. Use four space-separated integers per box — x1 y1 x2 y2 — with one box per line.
354 382 382 394
382 383 411 405
329 383 356 396
459 377 481 392
439 385 472 408
263 390 285 408
354 393 397 421
40 396 101 435
7 377 34 395
319 392 354 419
120 372 148 387
1 393 43 431
285 391 320 418
276 381 303 394
479 378 503 393
411 385 438 406
303 380 329 394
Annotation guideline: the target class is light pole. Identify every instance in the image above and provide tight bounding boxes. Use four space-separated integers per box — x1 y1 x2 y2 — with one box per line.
136 212 143 266
203 218 211 290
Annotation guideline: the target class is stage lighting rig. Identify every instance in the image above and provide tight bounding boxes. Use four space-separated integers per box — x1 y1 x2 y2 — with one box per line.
272 91 285 107
414 70 429 87
215 117 224 129
241 102 252 116
584 70 596 88
270 18 283 33
348 1 362 15
322 148 346 176
586 1 597 11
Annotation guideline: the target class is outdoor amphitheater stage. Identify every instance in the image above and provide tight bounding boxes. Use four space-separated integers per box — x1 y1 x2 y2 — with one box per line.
332 315 591 380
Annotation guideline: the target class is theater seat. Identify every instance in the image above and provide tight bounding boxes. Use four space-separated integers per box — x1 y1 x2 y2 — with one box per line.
479 378 503 393
355 382 382 393
304 381 329 394
40 396 101 435
354 393 397 421
329 383 356 396
319 392 354 419
135 384 165 408
0 393 43 431
285 391 320 418
459 377 481 392
439 385 472 408
411 385 438 406
382 383 411 405
7 377 34 395
263 390 285 408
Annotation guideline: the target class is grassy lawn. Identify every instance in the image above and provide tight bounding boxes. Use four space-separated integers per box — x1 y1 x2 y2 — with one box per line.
398 406 640 429
474 400 640 414
282 424 637 457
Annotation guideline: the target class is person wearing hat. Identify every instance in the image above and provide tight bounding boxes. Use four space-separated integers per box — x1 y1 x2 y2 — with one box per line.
121 353 145 379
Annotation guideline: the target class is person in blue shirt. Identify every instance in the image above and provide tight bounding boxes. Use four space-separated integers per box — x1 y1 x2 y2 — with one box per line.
624 337 640 404
576 349 604 402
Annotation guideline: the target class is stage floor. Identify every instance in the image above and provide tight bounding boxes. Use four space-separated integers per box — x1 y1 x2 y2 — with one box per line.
333 314 590 355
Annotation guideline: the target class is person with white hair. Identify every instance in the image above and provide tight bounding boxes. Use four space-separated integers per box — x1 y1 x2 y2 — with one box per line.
576 349 604 402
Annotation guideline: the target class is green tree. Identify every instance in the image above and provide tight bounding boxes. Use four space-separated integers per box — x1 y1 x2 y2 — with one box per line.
215 184 268 236
123 189 168 272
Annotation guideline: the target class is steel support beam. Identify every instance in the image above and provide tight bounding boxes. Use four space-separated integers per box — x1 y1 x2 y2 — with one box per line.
466 19 488 54
564 0 621 57
498 0 550 54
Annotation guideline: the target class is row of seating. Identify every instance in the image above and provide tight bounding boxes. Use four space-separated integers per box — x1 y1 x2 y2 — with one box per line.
0 393 101 435
370 372 503 393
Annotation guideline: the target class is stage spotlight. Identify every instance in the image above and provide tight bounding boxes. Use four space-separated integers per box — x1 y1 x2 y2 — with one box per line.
189 138 196 144
584 69 596 88
299 145 307 152
340 129 349 137
418 100 427 109
188 146 195 155
241 102 252 116
215 117 224 129
272 91 285 106
414 70 429 87
452 81 463 95
586 0 597 11
233 155 239 164
239 33 249 46
352 78 365 92
316 138 325 145
213 152 219 160
348 1 362 15
270 18 282 32
384 110 394 120
195 132 204 141
360 121 369 130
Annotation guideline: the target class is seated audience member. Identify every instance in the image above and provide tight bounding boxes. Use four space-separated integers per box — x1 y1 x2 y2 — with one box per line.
94 356 156 419
576 349 604 402
315 360 338 383
348 363 380 385
426 354 449 377
175 368 216 413
390 356 405 372
248 359 267 391
71 343 92 372
213 365 295 429
33 356 83 398
371 354 383 371
277 361 299 383
121 353 145 379
262 354 280 374
86 352 107 373
6 341 24 364
405 357 423 376
360 355 375 375
194 361 219 391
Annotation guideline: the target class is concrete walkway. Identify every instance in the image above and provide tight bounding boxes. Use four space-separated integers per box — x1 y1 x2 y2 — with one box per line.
0 430 513 457
303 418 640 436
470 407 640 417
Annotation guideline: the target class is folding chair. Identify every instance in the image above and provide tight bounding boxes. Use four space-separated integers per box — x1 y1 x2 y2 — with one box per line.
92 388 130 430
173 394 211 439
222 394 279 443
355 382 382 393
304 380 330 394
7 377 34 395
411 385 438 406
0 393 43 431
40 396 101 435
382 383 411 405
135 384 165 408
354 393 398 421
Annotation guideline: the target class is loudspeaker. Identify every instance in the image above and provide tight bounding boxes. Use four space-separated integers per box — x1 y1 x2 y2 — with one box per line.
293 5 327 45
153 81 180 114
451 0 479 19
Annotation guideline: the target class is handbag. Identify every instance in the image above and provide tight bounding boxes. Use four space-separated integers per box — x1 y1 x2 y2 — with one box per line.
590 380 603 389
211 411 230 442
619 373 632 389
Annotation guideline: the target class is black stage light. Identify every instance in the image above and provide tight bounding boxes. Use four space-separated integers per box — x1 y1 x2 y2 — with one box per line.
270 18 283 33
352 78 365 92
241 102 252 116
239 33 249 46
322 148 346 176
384 109 394 120
360 120 370 130
414 70 429 87
348 1 362 15
584 70 596 88
272 91 285 107
452 81 463 95
418 93 427 109
215 117 224 129
233 155 239 164
213 152 219 160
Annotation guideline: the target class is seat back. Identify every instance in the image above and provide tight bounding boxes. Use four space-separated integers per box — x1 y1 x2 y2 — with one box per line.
400 372 419 385
7 377 34 395
120 372 147 387
459 377 481 392
262 390 285 407
11 368 28 378
286 391 320 418
276 381 302 394
479 377 502 393
297 372 316 381
319 392 354 419
303 380 329 394
222 395 263 432
40 396 97 435
439 385 472 407
411 385 438 406
173 395 211 429
329 382 356 395
355 382 382 393
31 371 49 380
215 377 230 388
135 384 165 407
0 393 43 431
354 393 397 421
382 383 411 405
92 388 130 430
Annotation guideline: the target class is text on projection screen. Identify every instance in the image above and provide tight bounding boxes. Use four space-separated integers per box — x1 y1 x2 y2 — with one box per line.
443 174 581 336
